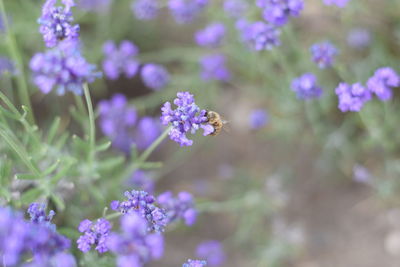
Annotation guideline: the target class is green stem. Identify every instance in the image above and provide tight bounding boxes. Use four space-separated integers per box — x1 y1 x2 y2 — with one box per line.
83 84 95 160
105 212 122 220
0 0 34 124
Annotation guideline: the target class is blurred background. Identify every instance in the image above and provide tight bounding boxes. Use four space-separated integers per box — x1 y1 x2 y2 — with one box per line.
3 0 400 266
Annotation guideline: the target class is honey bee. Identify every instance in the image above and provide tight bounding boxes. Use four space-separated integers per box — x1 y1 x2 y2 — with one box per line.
206 111 228 136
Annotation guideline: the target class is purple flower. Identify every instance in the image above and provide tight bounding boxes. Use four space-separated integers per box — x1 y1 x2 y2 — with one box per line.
160 91 213 146
110 190 167 232
310 41 338 69
223 0 248 18
249 109 269 129
168 0 208 24
102 40 140 80
27 203 55 229
78 0 111 12
132 0 160 20
366 67 400 101
335 82 371 112
291 73 323 100
129 170 155 194
200 54 231 82
49 252 77 267
259 0 304 26
323 0 350 8
38 0 80 47
0 57 16 76
157 191 197 226
77 218 111 253
353 164 372 184
30 40 101 95
183 259 207 267
195 23 225 48
0 206 70 266
196 240 225 266
347 28 371 49
141 64 170 90
237 20 281 51
98 94 161 153
107 213 164 267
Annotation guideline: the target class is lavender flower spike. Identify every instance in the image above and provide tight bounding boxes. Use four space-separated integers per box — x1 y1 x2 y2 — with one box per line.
249 109 269 130
260 0 304 27
291 73 323 100
236 20 281 51
310 41 338 69
183 259 208 267
38 0 80 47
77 218 111 253
160 91 214 146
223 0 248 18
196 240 226 266
195 23 226 48
132 0 160 20
335 82 371 112
367 67 400 101
200 54 231 82
157 191 197 226
168 0 208 24
323 0 350 8
30 40 101 95
27 202 55 229
141 63 170 91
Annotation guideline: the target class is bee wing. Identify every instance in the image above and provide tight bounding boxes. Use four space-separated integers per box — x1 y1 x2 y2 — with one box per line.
220 118 231 134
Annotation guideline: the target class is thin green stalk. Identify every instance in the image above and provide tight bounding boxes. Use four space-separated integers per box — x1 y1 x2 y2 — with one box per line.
0 0 34 124
83 84 95 160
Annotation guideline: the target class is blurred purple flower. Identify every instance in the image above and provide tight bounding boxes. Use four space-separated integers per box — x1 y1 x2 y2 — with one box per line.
77 218 111 253
110 190 167 232
353 164 372 184
183 259 207 267
157 191 197 226
102 40 140 80
335 82 371 112
129 170 155 194
98 94 161 153
78 0 111 12
30 40 101 95
223 0 248 18
132 0 160 20
323 0 350 8
0 57 16 75
258 0 304 26
249 109 269 129
168 0 208 24
27 203 55 229
291 73 323 100
310 41 338 69
49 252 77 267
107 213 164 267
196 240 226 266
367 67 400 101
347 28 371 49
38 0 80 47
200 54 231 82
141 63 170 90
195 23 225 48
160 91 213 146
237 20 281 51
0 206 71 266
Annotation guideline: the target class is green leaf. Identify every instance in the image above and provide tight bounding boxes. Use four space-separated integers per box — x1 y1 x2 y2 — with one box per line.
98 156 125 172
0 157 12 185
139 161 163 169
50 193 65 211
20 188 43 204
72 134 89 152
42 159 60 176
96 140 111 152
15 173 38 180
47 117 61 144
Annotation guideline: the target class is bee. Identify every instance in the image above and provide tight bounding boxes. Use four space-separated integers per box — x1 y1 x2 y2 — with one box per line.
205 111 228 136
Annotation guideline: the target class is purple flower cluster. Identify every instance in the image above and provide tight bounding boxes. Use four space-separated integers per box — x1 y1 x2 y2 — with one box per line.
0 205 72 266
30 40 101 95
98 94 161 153
77 218 111 253
183 259 208 267
132 0 160 20
107 213 164 267
366 67 400 101
141 63 170 90
323 0 350 8
110 190 167 232
161 91 214 146
129 170 155 194
223 0 248 18
200 54 231 82
168 0 208 24
291 73 323 100
78 0 111 12
249 109 269 130
27 202 55 229
196 240 226 266
157 191 197 226
347 28 371 49
195 23 226 48
38 0 80 47
102 40 140 80
257 0 304 26
310 41 338 69
335 82 371 112
236 20 281 51
0 57 16 76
